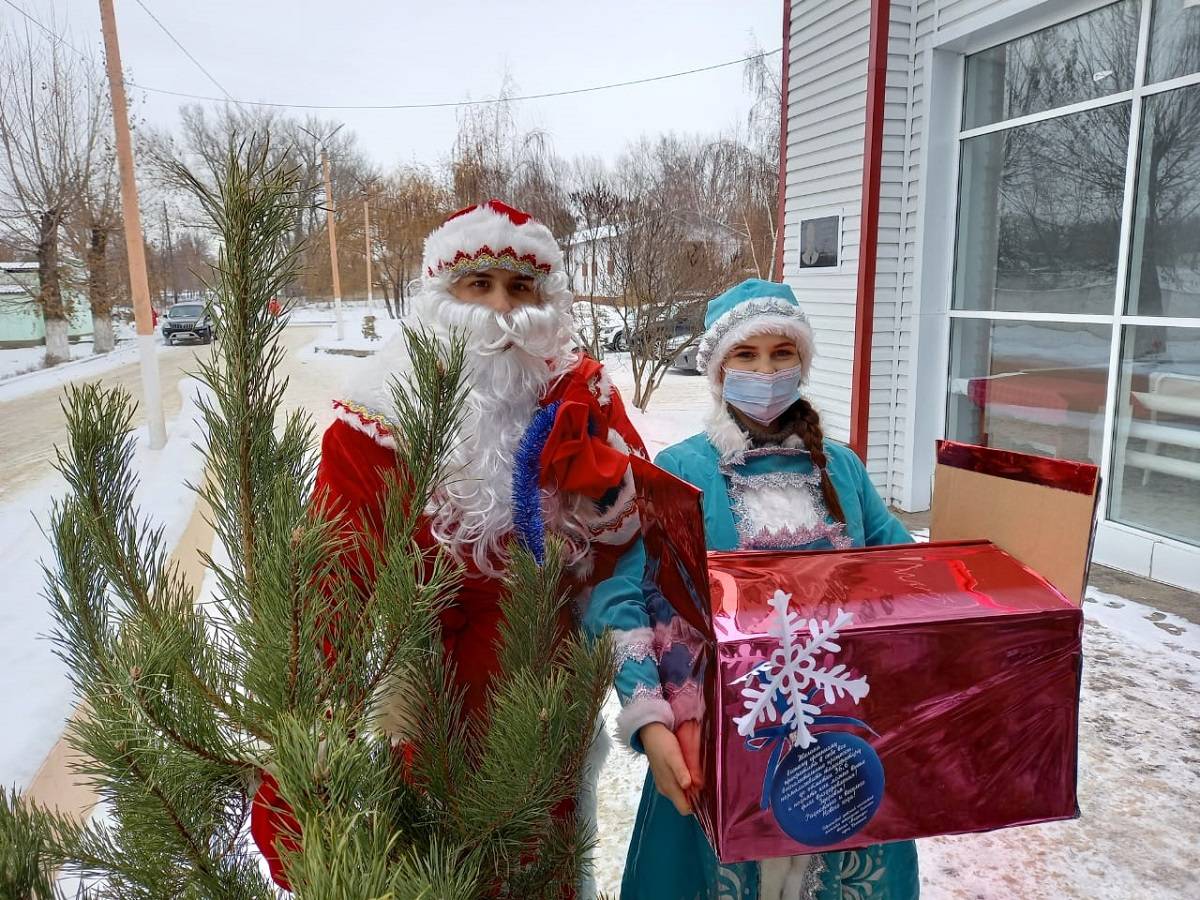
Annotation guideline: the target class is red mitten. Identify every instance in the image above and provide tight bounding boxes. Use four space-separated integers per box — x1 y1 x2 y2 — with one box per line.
539 400 628 499
250 771 302 891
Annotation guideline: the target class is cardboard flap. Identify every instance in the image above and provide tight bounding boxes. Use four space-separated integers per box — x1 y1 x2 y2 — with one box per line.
930 441 1100 604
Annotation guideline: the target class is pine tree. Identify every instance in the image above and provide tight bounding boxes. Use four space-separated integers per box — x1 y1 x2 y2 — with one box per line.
1 139 614 898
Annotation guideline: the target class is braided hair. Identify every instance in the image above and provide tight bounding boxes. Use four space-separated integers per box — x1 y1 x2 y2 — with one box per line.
734 397 847 524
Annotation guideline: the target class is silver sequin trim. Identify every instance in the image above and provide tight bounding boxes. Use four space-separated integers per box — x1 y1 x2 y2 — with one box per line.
630 684 664 704
720 448 850 551
802 855 828 898
614 637 655 667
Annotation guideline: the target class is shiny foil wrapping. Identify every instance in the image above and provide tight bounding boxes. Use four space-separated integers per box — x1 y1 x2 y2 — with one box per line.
631 458 1083 864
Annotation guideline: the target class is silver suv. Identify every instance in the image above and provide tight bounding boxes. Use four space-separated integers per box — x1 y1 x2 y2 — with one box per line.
161 303 214 345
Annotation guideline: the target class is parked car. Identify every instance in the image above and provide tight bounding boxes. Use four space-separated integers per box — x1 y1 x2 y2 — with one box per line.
161 302 215 345
572 303 630 354
671 341 700 373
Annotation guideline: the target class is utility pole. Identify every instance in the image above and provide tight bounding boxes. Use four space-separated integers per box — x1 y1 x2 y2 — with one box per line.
363 190 373 312
99 0 165 449
319 142 343 340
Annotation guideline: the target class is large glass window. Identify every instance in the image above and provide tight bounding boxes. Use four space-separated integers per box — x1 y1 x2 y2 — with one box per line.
953 105 1128 315
1109 324 1200 544
948 320 1112 464
962 0 1139 129
1147 0 1200 84
1125 83 1200 317
948 0 1200 551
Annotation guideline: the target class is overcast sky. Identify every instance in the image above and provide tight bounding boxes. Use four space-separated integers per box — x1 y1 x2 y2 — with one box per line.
20 0 782 170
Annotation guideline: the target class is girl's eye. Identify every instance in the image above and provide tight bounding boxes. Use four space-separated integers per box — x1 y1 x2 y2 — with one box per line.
511 282 530 292
471 280 489 289
735 351 755 359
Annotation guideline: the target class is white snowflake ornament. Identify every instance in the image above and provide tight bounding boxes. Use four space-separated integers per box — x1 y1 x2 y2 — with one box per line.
733 590 869 749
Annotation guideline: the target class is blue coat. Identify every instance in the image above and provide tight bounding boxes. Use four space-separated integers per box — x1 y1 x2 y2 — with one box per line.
585 433 920 900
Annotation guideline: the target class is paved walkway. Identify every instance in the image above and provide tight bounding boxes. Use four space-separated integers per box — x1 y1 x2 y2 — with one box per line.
16 325 354 817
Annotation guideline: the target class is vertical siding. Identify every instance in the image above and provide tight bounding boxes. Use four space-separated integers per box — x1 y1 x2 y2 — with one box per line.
784 0 1067 506
782 0 872 453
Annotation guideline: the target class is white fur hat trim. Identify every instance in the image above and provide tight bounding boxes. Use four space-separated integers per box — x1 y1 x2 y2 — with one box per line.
422 199 563 282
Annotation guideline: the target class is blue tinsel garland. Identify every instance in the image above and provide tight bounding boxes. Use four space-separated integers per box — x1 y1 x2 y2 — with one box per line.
512 400 560 565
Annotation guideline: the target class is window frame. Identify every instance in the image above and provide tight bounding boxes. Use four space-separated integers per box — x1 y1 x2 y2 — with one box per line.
944 0 1200 531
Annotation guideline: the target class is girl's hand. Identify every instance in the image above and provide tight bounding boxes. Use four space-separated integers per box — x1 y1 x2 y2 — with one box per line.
640 722 693 816
676 719 705 793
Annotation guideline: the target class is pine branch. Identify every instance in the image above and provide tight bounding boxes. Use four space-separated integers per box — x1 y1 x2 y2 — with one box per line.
122 753 214 879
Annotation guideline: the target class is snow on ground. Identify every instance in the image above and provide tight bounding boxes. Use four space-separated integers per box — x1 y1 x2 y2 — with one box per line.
0 337 145 402
0 379 210 789
303 309 406 356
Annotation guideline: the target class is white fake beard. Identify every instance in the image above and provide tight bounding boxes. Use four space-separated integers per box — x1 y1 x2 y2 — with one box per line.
413 281 578 577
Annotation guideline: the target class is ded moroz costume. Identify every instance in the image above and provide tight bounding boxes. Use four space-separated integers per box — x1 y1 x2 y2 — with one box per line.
251 199 646 890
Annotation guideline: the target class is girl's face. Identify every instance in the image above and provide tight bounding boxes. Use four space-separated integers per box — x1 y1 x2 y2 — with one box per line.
721 334 802 378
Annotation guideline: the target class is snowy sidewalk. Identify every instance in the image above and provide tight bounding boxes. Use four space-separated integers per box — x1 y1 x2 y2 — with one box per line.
0 380 212 793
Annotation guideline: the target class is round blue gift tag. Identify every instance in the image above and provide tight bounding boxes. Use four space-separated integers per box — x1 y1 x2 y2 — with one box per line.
769 731 884 846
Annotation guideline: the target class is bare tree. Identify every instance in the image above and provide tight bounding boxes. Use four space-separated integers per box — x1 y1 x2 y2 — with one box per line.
742 41 783 279
66 128 122 352
373 166 452 317
150 105 374 303
568 163 622 358
450 82 574 243
0 21 105 364
609 138 744 410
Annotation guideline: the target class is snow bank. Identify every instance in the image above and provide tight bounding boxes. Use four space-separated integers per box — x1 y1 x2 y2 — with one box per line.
0 378 211 789
0 339 145 403
301 311 405 357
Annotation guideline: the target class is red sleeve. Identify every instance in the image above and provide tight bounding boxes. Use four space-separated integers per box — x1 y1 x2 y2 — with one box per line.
313 415 399 539
602 380 648 460
538 357 648 499
252 413 400 890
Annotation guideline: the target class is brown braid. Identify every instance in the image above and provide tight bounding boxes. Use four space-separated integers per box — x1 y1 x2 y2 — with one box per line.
727 397 848 523
791 398 846 523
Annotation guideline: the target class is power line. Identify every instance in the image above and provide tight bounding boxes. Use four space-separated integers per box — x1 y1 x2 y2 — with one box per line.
1 0 93 59
125 49 782 111
1 0 779 113
131 0 231 100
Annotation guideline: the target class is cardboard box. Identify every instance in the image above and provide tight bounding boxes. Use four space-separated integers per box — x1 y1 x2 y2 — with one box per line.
930 441 1100 604
631 450 1089 864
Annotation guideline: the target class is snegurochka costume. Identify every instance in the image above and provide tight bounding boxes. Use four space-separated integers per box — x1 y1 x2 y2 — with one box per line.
584 280 920 900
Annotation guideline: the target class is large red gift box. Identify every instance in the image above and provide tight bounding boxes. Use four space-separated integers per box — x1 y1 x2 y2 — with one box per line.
630 456 1084 864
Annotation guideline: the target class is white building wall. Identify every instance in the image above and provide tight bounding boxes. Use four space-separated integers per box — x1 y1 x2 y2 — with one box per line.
784 0 1097 506
782 0 873 459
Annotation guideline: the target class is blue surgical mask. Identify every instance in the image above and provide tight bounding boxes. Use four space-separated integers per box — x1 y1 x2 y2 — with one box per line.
722 364 804 425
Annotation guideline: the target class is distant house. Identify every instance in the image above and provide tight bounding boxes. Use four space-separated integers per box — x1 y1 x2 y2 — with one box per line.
567 217 744 307
0 261 92 348
567 225 620 303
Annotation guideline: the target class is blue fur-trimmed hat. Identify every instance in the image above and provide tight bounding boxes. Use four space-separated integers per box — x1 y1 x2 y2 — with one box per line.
695 279 816 382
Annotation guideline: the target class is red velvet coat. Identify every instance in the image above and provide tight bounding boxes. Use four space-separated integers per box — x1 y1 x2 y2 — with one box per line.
251 354 646 888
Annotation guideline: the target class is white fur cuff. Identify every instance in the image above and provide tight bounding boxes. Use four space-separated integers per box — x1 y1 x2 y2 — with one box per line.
697 297 816 383
616 690 675 748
